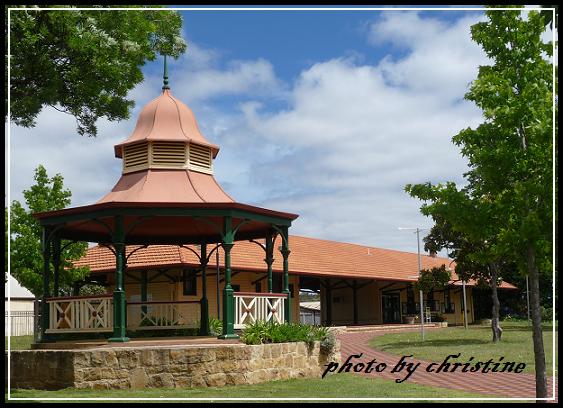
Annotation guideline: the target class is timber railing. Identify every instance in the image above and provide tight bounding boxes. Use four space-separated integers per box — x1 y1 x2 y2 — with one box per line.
233 292 287 329
45 295 113 334
126 300 200 330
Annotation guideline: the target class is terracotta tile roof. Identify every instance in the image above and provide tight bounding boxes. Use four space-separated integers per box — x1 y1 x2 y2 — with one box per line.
75 235 517 289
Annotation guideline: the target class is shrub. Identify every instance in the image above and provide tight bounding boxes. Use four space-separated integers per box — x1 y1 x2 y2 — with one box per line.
240 321 332 348
540 307 553 322
209 318 223 336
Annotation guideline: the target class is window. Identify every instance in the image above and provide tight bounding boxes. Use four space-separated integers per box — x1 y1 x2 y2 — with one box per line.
232 284 240 293
183 269 198 296
406 285 416 314
255 281 262 293
272 274 282 293
427 290 440 312
443 288 455 313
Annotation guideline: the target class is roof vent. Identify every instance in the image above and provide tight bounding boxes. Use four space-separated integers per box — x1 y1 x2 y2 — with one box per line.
123 142 149 173
188 143 213 173
151 141 187 168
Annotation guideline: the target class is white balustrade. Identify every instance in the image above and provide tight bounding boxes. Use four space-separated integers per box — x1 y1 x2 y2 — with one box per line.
234 292 287 329
127 301 200 330
46 295 113 333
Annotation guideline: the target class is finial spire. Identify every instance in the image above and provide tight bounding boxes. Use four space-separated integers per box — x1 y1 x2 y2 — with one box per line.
162 55 170 91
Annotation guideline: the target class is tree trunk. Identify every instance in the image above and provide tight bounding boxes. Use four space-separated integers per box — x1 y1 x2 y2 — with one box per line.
527 243 548 399
490 264 503 342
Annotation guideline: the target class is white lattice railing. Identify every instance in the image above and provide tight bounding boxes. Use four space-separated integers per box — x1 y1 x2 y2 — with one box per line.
234 292 287 329
126 301 200 330
46 295 113 333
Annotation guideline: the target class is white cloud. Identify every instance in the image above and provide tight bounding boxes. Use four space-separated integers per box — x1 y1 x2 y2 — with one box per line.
369 12 490 102
7 12 510 256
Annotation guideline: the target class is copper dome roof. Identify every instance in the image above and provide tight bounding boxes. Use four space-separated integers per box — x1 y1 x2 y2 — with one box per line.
113 89 219 159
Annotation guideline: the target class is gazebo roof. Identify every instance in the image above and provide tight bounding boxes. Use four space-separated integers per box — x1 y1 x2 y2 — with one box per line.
113 89 219 159
33 69 298 243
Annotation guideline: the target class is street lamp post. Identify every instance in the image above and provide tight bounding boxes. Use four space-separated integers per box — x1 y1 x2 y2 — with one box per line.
399 227 427 341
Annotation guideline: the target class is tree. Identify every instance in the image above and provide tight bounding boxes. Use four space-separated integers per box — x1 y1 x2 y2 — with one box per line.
10 165 89 296
406 183 509 342
406 7 554 398
415 265 451 295
7 5 187 137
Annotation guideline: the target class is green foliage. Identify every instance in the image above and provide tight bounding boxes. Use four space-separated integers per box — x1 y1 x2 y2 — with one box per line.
209 317 223 336
540 306 553 322
78 283 107 297
240 321 331 348
9 165 89 296
405 6 554 294
7 5 187 137
414 265 452 294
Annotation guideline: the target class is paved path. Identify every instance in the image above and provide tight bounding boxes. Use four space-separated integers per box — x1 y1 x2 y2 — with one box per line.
337 328 558 401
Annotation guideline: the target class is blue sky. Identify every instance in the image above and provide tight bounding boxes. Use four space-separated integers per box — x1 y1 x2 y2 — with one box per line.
8 6 552 256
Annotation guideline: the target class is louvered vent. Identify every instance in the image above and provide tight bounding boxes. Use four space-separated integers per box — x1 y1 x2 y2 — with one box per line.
188 143 212 173
151 141 187 167
123 142 149 172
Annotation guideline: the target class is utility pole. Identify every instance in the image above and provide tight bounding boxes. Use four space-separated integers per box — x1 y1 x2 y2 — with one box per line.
399 227 427 340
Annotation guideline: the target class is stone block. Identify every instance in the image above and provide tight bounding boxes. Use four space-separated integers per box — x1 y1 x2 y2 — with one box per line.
100 367 115 380
92 381 110 390
206 373 227 388
169 349 187 364
149 373 175 388
130 367 149 389
90 351 105 366
225 372 246 386
83 368 103 381
105 351 119 367
174 376 192 388
270 345 281 359
117 350 140 369
109 379 130 389
73 352 91 368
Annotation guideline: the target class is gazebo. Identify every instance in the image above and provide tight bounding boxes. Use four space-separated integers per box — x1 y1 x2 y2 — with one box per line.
33 60 298 342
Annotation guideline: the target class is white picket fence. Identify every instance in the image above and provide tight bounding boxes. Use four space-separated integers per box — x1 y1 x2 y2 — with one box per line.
234 292 287 329
5 311 35 336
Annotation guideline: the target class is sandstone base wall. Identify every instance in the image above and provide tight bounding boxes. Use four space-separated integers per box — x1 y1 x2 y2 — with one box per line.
9 341 340 390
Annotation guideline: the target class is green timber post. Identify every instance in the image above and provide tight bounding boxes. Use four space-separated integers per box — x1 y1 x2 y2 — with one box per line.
325 280 332 326
109 215 129 342
52 235 61 297
265 232 274 293
280 226 291 323
352 280 358 325
40 227 52 340
199 243 210 336
140 270 148 318
219 216 238 339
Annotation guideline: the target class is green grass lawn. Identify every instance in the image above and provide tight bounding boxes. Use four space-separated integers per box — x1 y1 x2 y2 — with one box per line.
5 335 34 351
369 321 558 375
7 373 506 402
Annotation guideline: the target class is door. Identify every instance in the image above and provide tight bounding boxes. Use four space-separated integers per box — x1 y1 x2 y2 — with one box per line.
382 293 401 323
